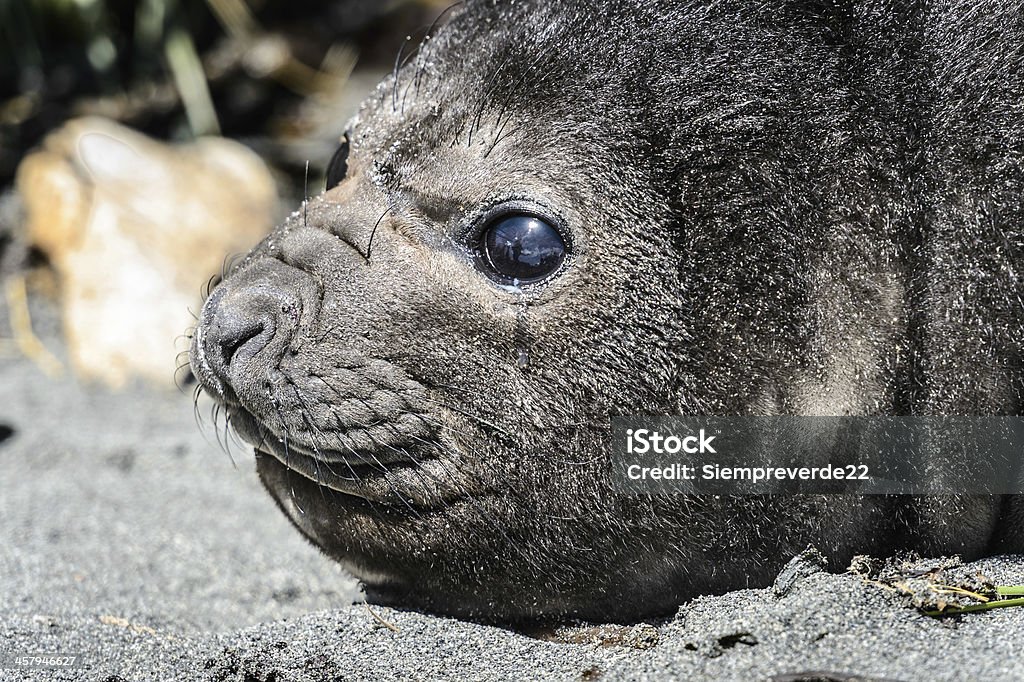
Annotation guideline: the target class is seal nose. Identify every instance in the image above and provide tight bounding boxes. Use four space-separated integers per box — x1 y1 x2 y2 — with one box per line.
192 268 305 396
208 288 280 375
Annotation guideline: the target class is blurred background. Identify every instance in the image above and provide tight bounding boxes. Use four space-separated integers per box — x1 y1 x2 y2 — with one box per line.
0 0 455 659
1 0 450 191
0 0 449 388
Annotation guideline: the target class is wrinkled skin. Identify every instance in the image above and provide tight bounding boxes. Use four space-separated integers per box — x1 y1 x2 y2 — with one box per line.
191 0 1024 622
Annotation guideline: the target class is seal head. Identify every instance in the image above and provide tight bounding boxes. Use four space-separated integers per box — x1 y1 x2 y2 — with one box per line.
191 0 1024 621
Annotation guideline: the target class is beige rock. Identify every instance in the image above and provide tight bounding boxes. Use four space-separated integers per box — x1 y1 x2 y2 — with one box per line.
16 117 277 388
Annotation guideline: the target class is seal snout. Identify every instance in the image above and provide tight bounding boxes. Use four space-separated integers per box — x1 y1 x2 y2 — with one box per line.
205 284 285 374
190 258 311 400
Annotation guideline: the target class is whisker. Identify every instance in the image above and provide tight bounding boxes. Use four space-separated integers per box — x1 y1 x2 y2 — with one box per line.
222 411 238 469
412 2 465 97
174 360 195 393
285 377 356 487
391 32 415 112
192 384 205 428
304 374 431 516
364 206 393 262
417 394 514 437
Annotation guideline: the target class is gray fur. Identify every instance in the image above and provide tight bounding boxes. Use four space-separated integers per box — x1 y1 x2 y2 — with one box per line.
191 0 1024 621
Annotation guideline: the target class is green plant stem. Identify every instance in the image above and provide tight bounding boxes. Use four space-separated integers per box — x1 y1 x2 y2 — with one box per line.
926 596 1024 616
996 586 1024 596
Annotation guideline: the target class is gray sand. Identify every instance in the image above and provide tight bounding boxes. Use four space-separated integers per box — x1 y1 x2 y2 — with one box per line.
2 301 1024 681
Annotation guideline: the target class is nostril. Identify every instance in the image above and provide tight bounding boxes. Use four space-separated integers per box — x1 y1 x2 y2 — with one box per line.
218 317 264 366
213 313 277 372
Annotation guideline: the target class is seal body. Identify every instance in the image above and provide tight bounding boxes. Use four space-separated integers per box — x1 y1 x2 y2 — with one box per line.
191 0 1024 621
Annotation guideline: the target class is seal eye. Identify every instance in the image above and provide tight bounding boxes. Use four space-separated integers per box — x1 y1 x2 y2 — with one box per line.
477 214 567 284
325 134 350 189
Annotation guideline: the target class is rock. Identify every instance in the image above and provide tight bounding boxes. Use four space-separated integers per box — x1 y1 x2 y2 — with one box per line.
15 117 276 387
774 546 829 598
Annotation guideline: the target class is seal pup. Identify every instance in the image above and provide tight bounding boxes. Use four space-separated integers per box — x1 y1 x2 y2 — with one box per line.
191 0 1024 622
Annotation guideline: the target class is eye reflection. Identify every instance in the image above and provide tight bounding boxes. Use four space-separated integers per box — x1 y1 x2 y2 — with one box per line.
478 214 566 283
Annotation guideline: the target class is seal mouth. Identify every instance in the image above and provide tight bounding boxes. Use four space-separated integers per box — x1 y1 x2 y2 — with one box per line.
228 405 470 510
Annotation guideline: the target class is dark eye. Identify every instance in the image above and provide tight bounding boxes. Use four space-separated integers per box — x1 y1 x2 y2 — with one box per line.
325 134 350 189
476 213 567 284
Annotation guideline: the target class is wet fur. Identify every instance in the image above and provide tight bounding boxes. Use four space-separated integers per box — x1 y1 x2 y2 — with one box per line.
192 0 1024 622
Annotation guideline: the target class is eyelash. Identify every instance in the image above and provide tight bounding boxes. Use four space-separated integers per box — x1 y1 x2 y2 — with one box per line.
463 199 570 249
